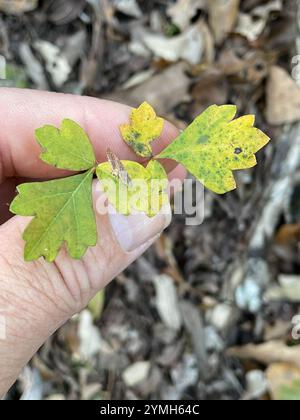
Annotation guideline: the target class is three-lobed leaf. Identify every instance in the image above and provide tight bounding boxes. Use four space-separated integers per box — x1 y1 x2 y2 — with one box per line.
10 170 97 262
96 160 168 217
10 119 98 262
36 119 96 171
120 102 164 158
157 104 270 194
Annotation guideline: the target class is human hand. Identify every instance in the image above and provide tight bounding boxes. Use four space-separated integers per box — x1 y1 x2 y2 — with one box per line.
0 88 185 396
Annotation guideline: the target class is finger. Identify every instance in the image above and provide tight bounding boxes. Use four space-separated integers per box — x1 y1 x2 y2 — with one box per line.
0 177 174 394
0 179 172 310
0 88 180 182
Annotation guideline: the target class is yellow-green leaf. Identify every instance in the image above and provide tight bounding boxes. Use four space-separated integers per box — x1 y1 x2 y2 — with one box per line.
36 119 96 171
157 104 270 194
10 169 97 262
96 160 168 217
120 102 164 157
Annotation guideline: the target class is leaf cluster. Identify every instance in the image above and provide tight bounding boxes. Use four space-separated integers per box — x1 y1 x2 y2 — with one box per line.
10 102 270 261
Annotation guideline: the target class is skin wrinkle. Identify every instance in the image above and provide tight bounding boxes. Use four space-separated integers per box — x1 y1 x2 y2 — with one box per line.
35 259 75 316
4 251 68 321
0 241 70 325
56 252 87 310
37 260 63 310
36 261 74 316
52 257 83 314
0 281 53 331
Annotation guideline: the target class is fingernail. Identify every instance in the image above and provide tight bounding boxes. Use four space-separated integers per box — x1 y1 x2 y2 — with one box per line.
109 204 172 253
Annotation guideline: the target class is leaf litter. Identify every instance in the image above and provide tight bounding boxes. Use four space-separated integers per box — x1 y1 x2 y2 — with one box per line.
3 0 300 401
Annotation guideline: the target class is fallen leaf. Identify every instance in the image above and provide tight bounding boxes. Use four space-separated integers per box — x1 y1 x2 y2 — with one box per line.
244 370 268 400
141 23 204 65
236 0 282 42
19 367 43 401
218 49 270 85
264 275 300 302
34 40 71 88
153 274 182 331
45 0 86 25
121 69 155 90
209 303 239 332
266 65 300 125
0 0 37 15
10 170 97 262
122 361 151 387
78 310 102 359
114 0 142 18
158 104 270 194
19 43 49 90
228 341 300 368
120 102 164 157
35 119 96 171
167 0 207 31
105 62 191 116
191 70 228 116
208 0 240 44
275 223 300 246
180 301 208 378
266 362 300 400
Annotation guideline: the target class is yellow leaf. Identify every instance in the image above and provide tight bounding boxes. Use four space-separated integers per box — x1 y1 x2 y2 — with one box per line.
97 160 168 217
120 102 164 157
158 104 270 194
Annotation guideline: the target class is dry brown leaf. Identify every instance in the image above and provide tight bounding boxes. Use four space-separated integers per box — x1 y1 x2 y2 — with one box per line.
191 70 228 116
266 362 300 400
275 223 300 246
228 341 300 368
0 0 37 15
219 49 270 85
105 62 191 115
266 66 300 125
208 0 240 44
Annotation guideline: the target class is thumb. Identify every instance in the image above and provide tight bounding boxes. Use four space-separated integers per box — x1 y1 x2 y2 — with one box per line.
0 180 172 315
0 180 172 396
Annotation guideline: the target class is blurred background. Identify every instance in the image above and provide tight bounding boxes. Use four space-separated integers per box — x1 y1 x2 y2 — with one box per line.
2 0 300 401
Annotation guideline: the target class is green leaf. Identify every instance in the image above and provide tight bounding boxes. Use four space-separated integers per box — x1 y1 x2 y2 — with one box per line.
157 104 270 194
36 119 96 171
10 169 97 262
120 102 164 158
96 160 168 217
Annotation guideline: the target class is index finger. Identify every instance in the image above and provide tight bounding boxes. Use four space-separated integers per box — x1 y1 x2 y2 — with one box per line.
0 88 180 182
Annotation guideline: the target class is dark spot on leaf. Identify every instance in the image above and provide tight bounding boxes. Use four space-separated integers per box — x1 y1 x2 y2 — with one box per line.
198 135 209 144
234 148 242 155
131 131 141 140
